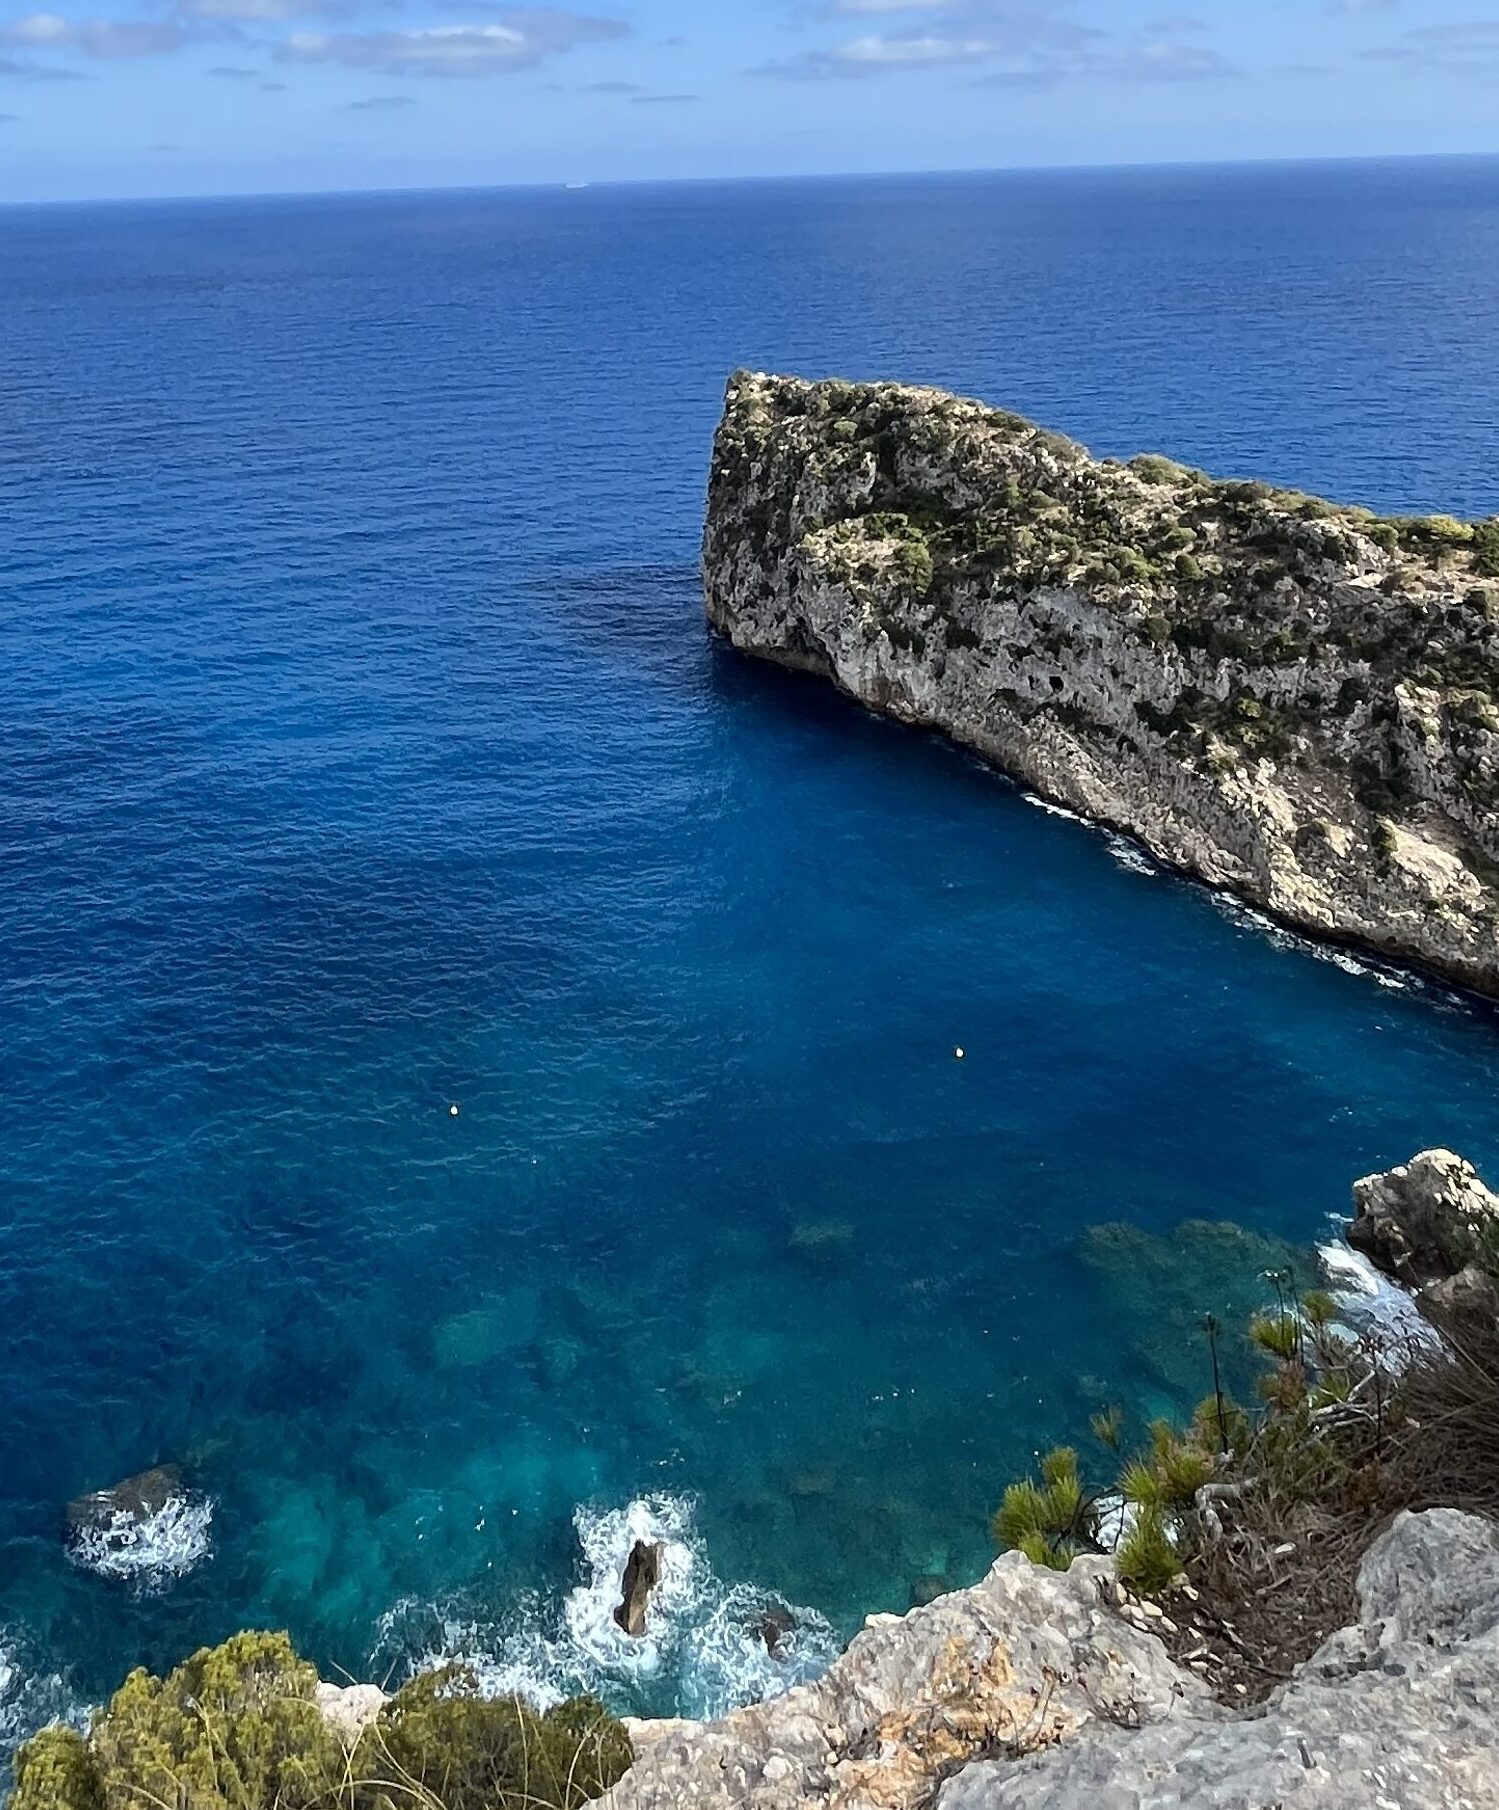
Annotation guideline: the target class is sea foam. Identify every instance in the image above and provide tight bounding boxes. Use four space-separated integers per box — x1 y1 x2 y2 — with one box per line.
66 1492 215 1593
377 1494 838 1722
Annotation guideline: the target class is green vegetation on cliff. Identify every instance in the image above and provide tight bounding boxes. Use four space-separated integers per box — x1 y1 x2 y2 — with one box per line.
10 1632 631 1810
705 372 1499 997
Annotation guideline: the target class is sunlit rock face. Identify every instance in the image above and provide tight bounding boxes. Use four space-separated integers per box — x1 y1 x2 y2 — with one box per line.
704 372 1499 996
603 1508 1499 1810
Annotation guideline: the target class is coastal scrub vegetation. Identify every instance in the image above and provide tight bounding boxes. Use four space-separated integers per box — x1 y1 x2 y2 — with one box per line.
991 1262 1499 1698
9 1632 631 1810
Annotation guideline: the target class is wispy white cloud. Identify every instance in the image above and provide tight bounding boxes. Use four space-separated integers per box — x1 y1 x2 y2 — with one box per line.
343 90 414 106
1 12 191 57
760 3 1237 84
277 9 627 77
1360 17 1499 73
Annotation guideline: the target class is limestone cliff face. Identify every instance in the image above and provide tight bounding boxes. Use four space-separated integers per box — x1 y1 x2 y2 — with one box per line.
704 373 1499 995
603 1509 1499 1810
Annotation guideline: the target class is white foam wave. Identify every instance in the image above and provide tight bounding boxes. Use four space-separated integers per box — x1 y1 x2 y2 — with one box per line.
67 1492 214 1592
1021 794 1086 824
1212 894 1416 992
380 1495 838 1723
1104 832 1155 876
0 1633 85 1769
1319 1236 1439 1355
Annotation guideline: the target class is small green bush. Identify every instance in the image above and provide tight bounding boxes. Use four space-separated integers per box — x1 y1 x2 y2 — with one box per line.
9 1727 102 1810
88 1631 343 1810
357 1671 631 1810
992 1446 1094 1567
1116 1504 1180 1595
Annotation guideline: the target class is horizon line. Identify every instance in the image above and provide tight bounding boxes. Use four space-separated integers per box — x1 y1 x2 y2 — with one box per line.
3 146 1496 213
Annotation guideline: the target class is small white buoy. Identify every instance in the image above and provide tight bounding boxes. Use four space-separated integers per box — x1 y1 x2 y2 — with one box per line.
954 1047 966 1061
449 1104 460 1117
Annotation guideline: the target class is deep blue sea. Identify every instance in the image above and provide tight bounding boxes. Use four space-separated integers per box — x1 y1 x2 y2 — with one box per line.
4 157 1499 1749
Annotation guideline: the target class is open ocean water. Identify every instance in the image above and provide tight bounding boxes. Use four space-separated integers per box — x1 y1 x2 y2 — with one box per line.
3 156 1499 1749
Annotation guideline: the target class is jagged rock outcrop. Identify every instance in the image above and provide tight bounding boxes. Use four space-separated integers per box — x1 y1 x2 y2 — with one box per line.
603 1510 1499 1809
1349 1147 1499 1289
603 1548 1197 1809
941 1508 1499 1810
616 1538 665 1637
704 373 1499 995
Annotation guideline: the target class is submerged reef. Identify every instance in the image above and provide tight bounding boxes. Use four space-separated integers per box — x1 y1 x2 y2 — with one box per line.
705 372 1499 994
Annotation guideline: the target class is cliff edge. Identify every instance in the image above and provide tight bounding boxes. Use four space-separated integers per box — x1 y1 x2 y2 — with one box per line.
603 1507 1499 1809
704 373 1499 995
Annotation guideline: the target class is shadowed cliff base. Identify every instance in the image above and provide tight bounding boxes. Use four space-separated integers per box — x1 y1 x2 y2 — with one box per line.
704 372 1499 998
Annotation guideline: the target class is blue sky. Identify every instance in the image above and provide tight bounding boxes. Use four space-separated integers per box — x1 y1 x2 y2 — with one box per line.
0 0 1496 202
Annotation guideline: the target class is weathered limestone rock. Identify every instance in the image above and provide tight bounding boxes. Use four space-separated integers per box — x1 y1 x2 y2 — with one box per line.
602 1510 1499 1809
1348 1147 1499 1286
599 1555 1200 1808
315 1681 387 1748
939 1509 1499 1810
704 373 1499 996
616 1539 665 1638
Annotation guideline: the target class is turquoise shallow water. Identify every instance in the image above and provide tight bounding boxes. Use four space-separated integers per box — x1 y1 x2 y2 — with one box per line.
3 158 1499 1745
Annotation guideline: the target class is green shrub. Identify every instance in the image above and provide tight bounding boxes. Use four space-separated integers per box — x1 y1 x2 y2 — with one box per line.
87 1631 344 1810
357 1671 631 1810
992 1446 1094 1568
1473 520 1499 578
1116 1504 1180 1595
1250 1310 1300 1363
10 1637 633 1810
9 1727 101 1810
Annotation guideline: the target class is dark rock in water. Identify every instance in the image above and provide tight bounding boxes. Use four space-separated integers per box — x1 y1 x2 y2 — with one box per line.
66 1464 183 1541
755 1602 797 1657
908 1573 950 1610
1350 1150 1499 1287
615 1538 664 1637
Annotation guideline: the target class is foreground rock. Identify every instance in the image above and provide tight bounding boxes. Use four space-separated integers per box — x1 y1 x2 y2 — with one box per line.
602 1551 1198 1808
1349 1146 1499 1289
603 1510 1499 1809
705 373 1499 995
942 1509 1499 1810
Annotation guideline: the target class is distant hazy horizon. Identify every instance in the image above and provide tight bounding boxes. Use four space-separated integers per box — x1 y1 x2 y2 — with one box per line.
4 146 1498 213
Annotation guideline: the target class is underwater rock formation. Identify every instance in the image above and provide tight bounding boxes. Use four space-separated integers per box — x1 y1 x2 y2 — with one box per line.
704 373 1499 995
601 1509 1499 1809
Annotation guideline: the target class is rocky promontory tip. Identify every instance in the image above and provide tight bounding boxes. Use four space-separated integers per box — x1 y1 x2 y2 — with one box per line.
704 372 1499 995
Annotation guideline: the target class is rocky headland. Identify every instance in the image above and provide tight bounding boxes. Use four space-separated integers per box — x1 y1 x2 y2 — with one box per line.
704 373 1499 995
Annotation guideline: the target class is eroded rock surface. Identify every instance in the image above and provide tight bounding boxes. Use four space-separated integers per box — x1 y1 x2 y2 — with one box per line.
704 373 1499 995
603 1510 1499 1809
941 1509 1499 1810
1349 1147 1499 1287
600 1553 1200 1808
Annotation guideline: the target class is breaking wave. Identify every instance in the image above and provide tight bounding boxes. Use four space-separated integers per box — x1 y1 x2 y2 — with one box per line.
1319 1234 1439 1355
0 1632 84 1776
1211 894 1419 993
374 1495 839 1722
66 1492 215 1593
